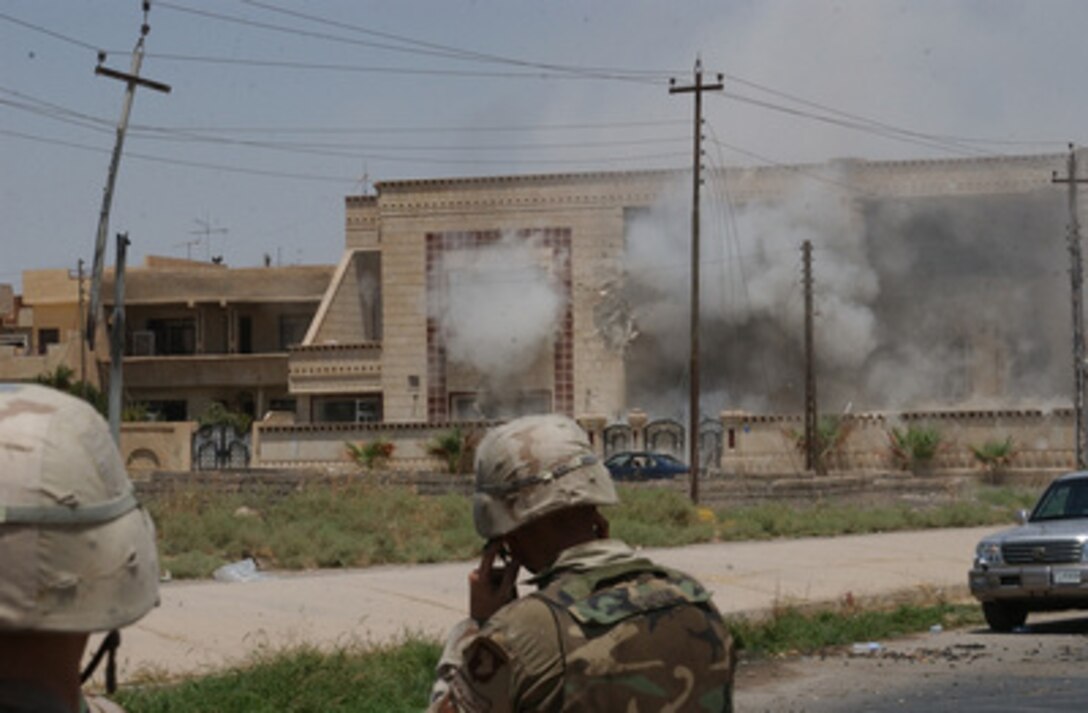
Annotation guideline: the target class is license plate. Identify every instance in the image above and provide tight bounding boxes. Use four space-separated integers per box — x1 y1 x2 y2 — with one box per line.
1053 569 1082 585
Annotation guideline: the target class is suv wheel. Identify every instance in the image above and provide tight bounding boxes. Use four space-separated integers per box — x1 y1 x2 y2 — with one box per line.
982 601 1028 632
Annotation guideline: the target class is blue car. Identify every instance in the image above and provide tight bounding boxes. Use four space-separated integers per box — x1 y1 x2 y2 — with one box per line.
604 451 688 481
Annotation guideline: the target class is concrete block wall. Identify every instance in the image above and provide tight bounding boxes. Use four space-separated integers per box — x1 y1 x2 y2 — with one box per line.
720 408 1078 475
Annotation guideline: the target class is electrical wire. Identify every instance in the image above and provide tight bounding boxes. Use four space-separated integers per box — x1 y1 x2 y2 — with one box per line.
140 53 655 81
720 72 1066 153
127 119 689 135
715 90 997 159
705 136 867 195
0 10 102 52
156 1 663 85
238 0 677 80
0 124 688 174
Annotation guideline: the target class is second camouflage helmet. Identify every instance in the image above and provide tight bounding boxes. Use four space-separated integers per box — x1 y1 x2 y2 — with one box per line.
0 383 159 633
472 414 618 538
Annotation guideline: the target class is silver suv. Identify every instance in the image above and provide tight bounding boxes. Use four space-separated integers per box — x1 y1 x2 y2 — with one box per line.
969 471 1088 631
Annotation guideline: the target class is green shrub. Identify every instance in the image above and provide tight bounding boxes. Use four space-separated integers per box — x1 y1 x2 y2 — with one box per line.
346 439 395 470
427 428 465 474
199 402 253 434
970 437 1016 481
888 424 942 472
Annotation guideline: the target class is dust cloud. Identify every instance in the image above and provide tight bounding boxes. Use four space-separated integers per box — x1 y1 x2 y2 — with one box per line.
620 173 1068 420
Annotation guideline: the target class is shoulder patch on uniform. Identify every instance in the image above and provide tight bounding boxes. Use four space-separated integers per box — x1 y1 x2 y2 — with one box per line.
466 637 508 684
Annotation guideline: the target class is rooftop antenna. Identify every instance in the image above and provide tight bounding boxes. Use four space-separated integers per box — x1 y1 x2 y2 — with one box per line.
190 216 228 261
172 238 201 260
353 162 373 196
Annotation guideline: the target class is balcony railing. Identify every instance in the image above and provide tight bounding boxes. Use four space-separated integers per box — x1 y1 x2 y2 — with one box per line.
122 353 288 389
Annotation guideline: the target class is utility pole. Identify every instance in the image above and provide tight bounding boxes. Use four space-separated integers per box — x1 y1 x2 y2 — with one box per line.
1053 143 1088 470
802 240 821 473
109 234 130 445
670 58 723 504
86 1 170 351
77 259 87 387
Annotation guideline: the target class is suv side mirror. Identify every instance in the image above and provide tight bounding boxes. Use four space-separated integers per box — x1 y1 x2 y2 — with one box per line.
1016 509 1030 525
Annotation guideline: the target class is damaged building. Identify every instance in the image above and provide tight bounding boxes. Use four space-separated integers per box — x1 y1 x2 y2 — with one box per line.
293 151 1077 427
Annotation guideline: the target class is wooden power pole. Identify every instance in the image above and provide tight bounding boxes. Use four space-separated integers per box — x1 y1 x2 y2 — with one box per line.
109 233 130 445
802 240 820 473
1053 143 1088 469
670 58 723 504
86 2 170 350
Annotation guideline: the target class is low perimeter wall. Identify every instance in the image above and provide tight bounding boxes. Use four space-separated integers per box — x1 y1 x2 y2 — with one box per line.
252 407 1079 477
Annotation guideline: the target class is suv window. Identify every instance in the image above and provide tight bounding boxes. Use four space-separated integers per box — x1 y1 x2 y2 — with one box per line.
1032 480 1088 520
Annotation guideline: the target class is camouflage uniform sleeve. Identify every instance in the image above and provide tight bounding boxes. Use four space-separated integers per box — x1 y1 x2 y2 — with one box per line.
427 598 563 712
429 618 480 706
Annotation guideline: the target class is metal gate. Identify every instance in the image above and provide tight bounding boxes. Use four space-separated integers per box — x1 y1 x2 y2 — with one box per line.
699 417 723 470
192 424 251 470
602 424 633 457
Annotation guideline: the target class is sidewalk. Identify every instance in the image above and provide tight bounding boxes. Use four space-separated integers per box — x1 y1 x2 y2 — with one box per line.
114 526 996 681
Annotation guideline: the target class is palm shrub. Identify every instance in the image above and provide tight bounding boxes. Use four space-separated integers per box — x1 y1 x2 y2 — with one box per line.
427 428 464 474
35 365 106 416
346 439 395 470
970 436 1016 482
787 415 855 473
888 424 942 474
199 401 253 434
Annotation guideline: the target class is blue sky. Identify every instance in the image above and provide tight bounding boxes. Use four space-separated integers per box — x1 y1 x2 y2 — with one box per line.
2 0 1085 289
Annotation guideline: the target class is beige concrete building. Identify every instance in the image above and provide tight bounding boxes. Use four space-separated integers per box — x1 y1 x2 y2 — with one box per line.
0 258 333 424
298 152 1076 428
101 257 332 421
0 269 88 384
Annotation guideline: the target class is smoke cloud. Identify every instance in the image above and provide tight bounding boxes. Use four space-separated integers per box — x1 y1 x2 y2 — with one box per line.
432 231 566 408
620 172 1068 420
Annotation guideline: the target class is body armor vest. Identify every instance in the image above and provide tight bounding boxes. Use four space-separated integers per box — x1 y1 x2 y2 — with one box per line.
532 559 734 712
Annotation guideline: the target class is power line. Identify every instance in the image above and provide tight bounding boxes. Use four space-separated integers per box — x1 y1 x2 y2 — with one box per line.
0 126 688 173
238 0 676 80
705 136 866 195
0 10 102 52
139 53 619 80
714 90 997 159
720 72 1046 155
127 118 688 135
157 1 663 84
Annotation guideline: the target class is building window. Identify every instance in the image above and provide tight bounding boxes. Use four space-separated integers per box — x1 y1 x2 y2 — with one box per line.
142 400 187 421
146 318 196 355
269 398 297 412
449 390 551 421
37 328 59 355
449 393 485 422
313 395 383 423
238 316 253 354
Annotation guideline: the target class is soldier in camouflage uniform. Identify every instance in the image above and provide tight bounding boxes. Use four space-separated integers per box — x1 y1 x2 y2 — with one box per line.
429 414 734 712
0 384 160 713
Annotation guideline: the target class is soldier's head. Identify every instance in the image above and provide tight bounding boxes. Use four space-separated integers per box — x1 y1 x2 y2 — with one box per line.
473 414 617 570
0 383 159 695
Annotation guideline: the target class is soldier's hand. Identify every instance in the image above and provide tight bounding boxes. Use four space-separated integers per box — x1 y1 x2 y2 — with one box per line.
470 540 519 623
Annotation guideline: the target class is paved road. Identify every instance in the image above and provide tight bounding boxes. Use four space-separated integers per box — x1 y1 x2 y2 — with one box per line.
736 612 1088 712
111 526 996 681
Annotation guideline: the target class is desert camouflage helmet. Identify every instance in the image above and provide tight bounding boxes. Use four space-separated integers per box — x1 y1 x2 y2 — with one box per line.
0 383 159 632
473 414 618 538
